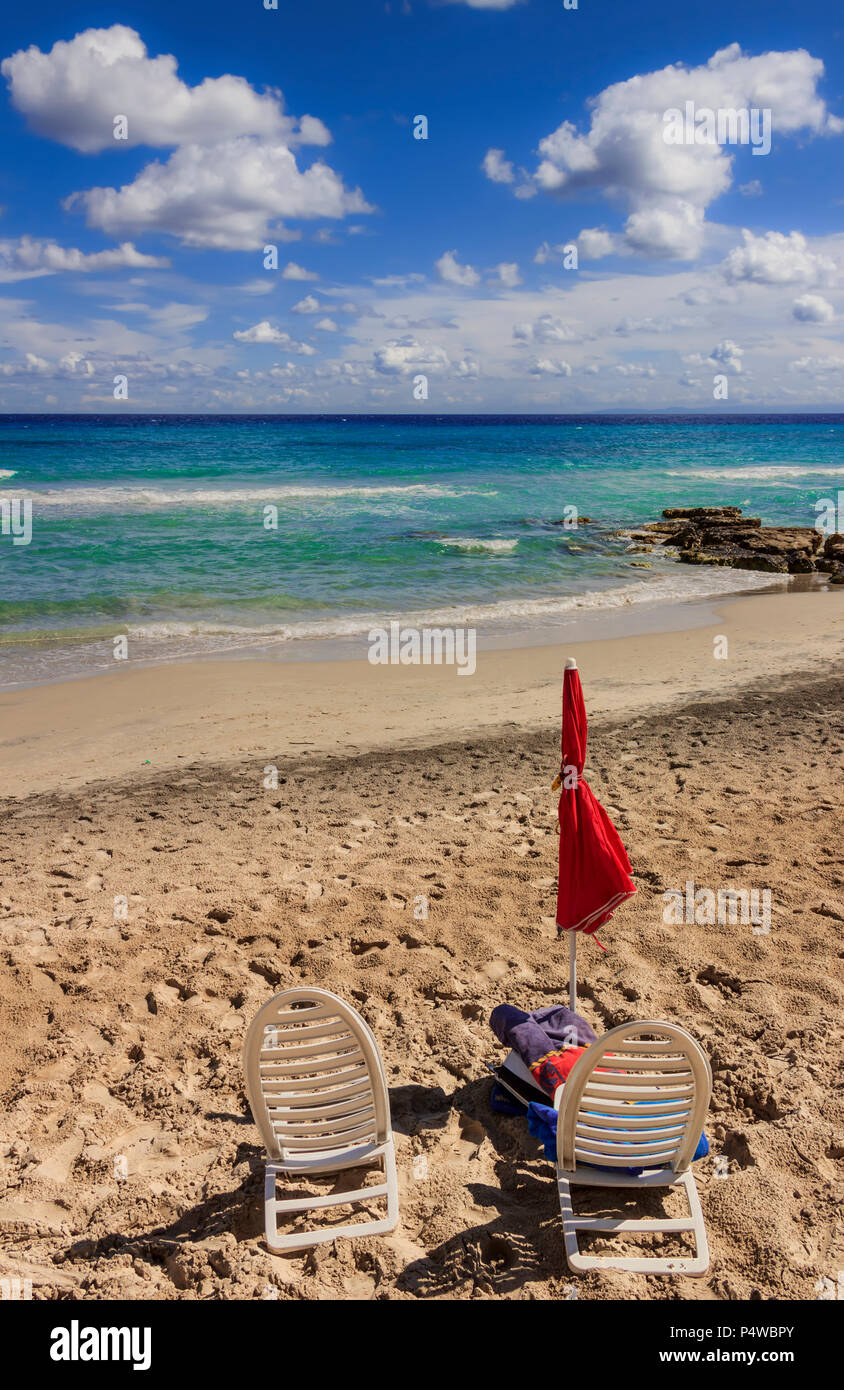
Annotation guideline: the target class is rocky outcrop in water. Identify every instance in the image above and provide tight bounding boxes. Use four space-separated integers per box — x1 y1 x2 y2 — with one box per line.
629 506 844 581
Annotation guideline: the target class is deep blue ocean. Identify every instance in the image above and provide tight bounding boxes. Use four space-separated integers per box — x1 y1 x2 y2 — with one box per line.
1 414 842 686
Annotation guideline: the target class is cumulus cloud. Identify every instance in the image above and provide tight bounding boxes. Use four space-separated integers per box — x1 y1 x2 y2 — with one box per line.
621 204 704 260
233 321 316 353
513 313 580 344
614 363 657 378
373 336 450 376
792 293 835 322
282 262 319 280
482 149 515 184
491 262 522 287
67 136 372 251
314 318 338 332
498 45 843 260
0 350 96 379
709 340 744 372
577 228 615 259
9 27 371 252
291 294 321 314
1 26 328 153
686 340 744 373
529 358 572 376
0 235 169 281
435 250 481 287
721 230 836 285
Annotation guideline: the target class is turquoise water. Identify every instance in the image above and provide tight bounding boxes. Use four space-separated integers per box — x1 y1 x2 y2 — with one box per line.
1 414 842 685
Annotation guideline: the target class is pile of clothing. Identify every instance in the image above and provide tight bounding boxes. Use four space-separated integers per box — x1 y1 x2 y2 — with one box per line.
488 1001 708 1170
490 1002 597 1105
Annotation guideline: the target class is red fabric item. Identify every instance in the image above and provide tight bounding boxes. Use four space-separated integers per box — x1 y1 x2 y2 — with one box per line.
556 666 636 935
529 1045 589 1094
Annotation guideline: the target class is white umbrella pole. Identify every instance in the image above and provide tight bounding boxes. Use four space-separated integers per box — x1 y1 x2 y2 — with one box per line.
569 932 577 1010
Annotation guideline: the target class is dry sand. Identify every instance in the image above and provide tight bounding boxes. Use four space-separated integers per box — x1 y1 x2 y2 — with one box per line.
0 587 842 1300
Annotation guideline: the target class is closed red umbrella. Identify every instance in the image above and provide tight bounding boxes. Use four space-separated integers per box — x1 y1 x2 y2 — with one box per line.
554 657 636 1006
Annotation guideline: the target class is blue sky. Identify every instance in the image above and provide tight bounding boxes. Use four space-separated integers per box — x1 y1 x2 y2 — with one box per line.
0 0 842 410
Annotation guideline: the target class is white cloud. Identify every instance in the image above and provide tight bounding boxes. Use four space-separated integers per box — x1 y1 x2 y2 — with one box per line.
233 321 316 353
0 235 169 281
529 358 572 376
67 136 372 251
370 273 425 288
513 313 580 344
792 293 835 323
491 262 522 287
614 363 657 378
577 228 615 260
622 204 704 260
314 318 338 332
146 302 208 331
0 349 96 378
686 339 744 373
1 25 328 153
709 339 744 372
291 294 322 314
614 314 694 335
373 336 450 376
739 179 763 196
282 262 319 280
482 148 515 184
503 45 842 260
721 230 837 285
14 28 371 253
435 250 480 288
789 354 844 372
238 279 275 296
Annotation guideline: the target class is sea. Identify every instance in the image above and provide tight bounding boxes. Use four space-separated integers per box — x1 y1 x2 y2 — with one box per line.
1 413 842 688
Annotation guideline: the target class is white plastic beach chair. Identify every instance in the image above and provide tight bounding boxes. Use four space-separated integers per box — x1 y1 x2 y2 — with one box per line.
243 987 399 1252
555 1020 712 1275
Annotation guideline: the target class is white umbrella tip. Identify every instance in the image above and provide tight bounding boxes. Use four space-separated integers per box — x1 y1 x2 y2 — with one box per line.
564 657 577 670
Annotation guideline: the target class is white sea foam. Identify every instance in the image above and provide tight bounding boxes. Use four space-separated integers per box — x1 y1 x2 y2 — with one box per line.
0 469 16 479
438 537 518 553
119 566 778 652
0 482 490 510
666 465 844 481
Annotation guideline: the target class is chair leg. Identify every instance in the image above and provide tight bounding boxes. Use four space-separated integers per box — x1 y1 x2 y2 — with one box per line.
558 1170 710 1276
264 1140 399 1253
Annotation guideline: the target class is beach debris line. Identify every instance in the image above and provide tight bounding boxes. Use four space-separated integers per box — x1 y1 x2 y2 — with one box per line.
628 506 844 580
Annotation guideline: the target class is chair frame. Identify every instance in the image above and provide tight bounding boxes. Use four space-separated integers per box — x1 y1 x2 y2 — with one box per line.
243 987 398 1252
555 1020 712 1275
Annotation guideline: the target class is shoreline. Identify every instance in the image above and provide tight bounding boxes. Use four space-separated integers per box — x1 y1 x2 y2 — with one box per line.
0 565 791 694
2 585 842 798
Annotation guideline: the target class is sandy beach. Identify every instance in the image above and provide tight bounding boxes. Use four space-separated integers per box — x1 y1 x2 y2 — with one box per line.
0 584 842 1300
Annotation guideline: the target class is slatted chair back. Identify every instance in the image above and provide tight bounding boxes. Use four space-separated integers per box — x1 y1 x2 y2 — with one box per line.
557 1020 712 1177
243 987 390 1166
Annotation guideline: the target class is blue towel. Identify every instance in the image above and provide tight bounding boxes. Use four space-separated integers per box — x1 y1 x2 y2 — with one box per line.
527 1100 709 1171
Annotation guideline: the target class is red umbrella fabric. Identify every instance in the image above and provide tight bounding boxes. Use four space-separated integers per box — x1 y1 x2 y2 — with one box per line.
555 662 636 936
